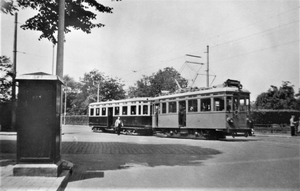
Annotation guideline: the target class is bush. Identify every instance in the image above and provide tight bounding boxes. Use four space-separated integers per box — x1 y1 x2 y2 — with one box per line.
0 102 12 131
251 110 300 125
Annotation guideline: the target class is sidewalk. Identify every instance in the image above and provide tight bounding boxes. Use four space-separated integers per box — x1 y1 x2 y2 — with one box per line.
0 160 72 191
254 132 299 138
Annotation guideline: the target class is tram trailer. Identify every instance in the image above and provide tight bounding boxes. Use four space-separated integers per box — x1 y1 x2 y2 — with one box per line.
89 97 153 136
88 79 253 139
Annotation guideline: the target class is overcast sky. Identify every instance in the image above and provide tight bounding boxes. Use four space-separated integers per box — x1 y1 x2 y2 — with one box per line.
1 0 299 100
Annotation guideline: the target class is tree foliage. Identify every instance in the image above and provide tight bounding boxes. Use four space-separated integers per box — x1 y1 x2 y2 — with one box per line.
0 56 13 102
128 67 188 97
69 69 126 115
254 81 300 110
1 0 119 44
62 75 82 114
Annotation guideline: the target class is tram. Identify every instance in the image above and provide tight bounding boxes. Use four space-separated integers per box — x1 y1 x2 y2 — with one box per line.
88 79 252 139
89 97 153 135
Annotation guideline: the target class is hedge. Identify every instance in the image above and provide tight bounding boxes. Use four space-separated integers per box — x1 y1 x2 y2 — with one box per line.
250 110 300 125
0 102 12 131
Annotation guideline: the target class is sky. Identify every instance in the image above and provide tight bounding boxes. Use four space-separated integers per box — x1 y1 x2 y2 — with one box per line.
1 0 299 101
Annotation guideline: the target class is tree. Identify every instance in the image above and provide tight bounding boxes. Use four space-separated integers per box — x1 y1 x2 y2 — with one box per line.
128 67 188 97
62 75 82 114
70 69 126 115
1 0 120 44
254 81 300 110
0 56 13 103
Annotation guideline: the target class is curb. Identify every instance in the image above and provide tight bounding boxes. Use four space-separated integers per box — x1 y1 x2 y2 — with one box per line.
254 133 295 138
0 132 17 135
57 160 74 191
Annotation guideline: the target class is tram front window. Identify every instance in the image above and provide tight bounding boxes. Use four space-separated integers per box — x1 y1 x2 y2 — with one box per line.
240 97 250 112
233 98 238 111
226 97 232 112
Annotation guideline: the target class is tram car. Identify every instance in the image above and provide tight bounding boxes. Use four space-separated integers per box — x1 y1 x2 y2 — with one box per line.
88 79 253 139
88 97 153 135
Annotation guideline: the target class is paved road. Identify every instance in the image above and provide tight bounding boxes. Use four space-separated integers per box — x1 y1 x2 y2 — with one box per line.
1 125 299 190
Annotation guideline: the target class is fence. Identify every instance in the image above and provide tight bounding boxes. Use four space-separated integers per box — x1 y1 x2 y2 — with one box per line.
253 124 291 134
62 115 89 125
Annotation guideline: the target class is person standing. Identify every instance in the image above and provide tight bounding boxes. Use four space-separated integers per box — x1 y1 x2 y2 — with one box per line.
290 115 296 136
296 116 300 136
115 117 123 135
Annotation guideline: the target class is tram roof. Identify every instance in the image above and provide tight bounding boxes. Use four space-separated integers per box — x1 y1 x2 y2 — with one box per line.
152 86 250 100
89 86 250 106
89 97 152 106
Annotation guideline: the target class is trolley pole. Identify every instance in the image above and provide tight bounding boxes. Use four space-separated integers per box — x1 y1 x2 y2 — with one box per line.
206 45 209 88
97 83 100 102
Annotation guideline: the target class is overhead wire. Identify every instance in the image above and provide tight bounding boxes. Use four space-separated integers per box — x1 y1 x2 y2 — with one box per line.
210 39 299 64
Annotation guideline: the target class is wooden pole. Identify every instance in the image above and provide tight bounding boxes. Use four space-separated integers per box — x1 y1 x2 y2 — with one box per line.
56 0 65 78
11 13 18 131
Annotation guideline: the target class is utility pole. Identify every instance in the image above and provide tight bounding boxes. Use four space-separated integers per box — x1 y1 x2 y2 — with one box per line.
97 83 100 102
11 13 18 131
206 45 209 88
64 88 67 125
56 0 65 78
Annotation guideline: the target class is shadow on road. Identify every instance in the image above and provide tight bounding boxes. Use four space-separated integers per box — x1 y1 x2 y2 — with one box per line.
0 140 222 183
62 142 222 182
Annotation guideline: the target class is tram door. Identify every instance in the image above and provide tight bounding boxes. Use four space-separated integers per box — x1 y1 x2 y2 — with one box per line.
179 101 186 127
107 107 114 128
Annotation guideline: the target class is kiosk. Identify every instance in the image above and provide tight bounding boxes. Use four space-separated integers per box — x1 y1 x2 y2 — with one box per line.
13 72 63 177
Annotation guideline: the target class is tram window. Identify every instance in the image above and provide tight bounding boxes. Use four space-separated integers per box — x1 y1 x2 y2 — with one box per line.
240 98 249 111
201 98 211 111
90 108 94 116
102 108 106 116
233 98 238 111
96 108 100 116
151 105 153 115
214 97 225 111
115 107 120 115
131 105 136 115
122 106 128 115
188 99 198 112
226 97 232 112
138 105 142 115
162 103 167 114
143 105 148 115
169 102 177 113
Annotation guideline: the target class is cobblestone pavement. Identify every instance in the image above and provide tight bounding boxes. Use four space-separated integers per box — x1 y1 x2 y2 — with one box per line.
1 126 299 190
0 138 222 183
63 141 222 181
